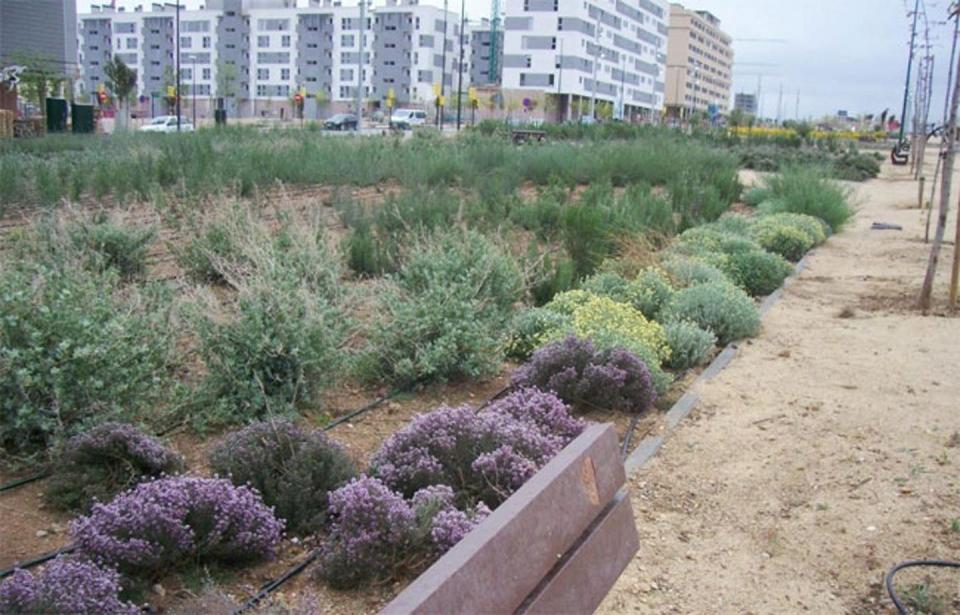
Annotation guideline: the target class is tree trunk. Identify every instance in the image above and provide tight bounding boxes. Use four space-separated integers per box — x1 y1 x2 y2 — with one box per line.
919 44 960 310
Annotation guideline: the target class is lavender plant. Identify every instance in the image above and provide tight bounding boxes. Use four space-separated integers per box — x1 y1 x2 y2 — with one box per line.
0 557 138 615
371 390 583 506
209 419 356 534
45 422 185 512
71 476 284 577
316 477 490 589
511 336 657 414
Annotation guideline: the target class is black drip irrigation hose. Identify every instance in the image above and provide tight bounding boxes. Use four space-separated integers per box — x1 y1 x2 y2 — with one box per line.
231 550 322 614
0 546 76 580
885 559 960 614
321 385 413 432
0 470 51 493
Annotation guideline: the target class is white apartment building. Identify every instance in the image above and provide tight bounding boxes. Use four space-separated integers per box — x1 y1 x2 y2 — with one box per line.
500 0 669 121
78 0 460 119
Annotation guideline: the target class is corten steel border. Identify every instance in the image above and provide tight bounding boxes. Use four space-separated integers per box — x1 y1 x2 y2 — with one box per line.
517 490 638 614
381 423 633 615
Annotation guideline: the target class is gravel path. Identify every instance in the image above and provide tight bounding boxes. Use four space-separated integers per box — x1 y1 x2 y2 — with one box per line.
602 158 960 614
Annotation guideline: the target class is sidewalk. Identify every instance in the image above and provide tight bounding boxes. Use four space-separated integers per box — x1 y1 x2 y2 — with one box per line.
602 158 960 613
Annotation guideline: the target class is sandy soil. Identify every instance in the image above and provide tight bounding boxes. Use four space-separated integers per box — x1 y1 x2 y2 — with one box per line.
602 157 960 614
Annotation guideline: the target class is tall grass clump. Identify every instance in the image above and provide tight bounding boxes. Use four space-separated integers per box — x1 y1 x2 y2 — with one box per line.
760 166 853 231
359 231 522 385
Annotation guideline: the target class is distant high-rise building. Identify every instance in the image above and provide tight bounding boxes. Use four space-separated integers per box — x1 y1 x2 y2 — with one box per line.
0 0 78 69
77 0 461 119
734 92 756 115
499 0 669 122
664 3 732 119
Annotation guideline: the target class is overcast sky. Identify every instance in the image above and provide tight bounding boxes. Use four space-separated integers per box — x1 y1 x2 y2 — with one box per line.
78 0 957 120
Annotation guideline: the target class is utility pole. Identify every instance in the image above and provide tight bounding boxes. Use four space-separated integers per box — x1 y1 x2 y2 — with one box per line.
925 9 959 242
440 0 449 130
919 3 960 311
356 0 366 131
176 0 181 132
192 58 197 126
897 0 921 149
456 0 465 130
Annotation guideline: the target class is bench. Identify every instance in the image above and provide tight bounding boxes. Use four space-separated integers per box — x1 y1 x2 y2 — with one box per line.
512 129 547 145
382 423 638 615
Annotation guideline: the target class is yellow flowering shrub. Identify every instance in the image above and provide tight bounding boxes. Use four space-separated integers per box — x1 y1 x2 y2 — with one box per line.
568 295 671 364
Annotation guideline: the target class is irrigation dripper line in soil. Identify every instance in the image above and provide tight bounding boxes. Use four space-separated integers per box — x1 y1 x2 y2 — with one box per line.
885 559 960 614
231 549 322 615
0 545 76 580
0 470 50 493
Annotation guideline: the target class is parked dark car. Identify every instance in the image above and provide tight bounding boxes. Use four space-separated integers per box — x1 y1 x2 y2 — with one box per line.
324 113 358 131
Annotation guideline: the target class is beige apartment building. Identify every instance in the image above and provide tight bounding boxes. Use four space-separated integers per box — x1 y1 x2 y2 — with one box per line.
665 3 733 119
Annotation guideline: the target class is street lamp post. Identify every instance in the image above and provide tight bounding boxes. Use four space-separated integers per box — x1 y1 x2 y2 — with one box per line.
356 0 366 131
175 0 181 132
440 0 449 130
456 0 466 130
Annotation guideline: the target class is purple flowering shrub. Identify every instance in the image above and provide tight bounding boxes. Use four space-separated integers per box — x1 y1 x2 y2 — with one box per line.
45 422 185 512
0 557 138 615
372 388 584 506
71 476 284 577
511 336 657 414
209 419 356 534
316 477 489 589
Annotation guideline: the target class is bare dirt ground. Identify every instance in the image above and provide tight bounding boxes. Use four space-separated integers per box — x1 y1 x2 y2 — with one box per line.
602 156 960 614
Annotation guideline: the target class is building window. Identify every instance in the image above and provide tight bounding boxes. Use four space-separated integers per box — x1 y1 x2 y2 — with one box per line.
180 37 192 49
281 68 290 80
342 34 355 47
182 68 193 80
340 68 354 81
258 35 270 47
126 38 137 49
281 35 291 48
202 36 211 48
202 67 211 79
257 68 270 80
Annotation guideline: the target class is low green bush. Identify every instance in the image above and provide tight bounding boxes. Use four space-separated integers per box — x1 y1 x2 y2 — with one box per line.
761 166 853 230
661 255 729 288
0 264 176 456
751 221 814 261
581 268 674 321
505 307 572 361
360 231 522 385
758 212 829 244
724 249 794 296
210 419 357 534
192 282 346 425
742 187 771 207
664 320 716 369
662 281 760 345
69 218 155 279
711 213 755 236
